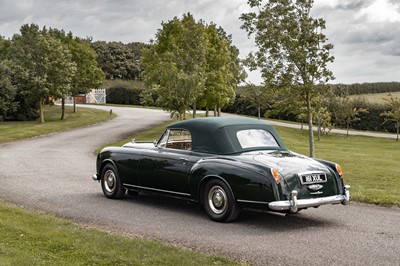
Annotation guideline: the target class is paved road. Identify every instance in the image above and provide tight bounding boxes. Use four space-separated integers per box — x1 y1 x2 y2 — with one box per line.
263 119 399 139
1 105 399 265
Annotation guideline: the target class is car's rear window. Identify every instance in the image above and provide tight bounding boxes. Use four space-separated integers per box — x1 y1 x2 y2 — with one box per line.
236 129 279 149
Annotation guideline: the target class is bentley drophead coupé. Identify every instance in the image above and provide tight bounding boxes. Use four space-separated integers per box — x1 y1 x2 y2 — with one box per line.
93 117 350 222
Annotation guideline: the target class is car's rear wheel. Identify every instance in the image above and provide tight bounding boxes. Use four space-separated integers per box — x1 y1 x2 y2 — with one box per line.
101 164 125 199
203 179 240 222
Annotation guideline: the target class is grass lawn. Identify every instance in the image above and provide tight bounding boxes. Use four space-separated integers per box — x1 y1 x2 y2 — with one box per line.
103 119 400 206
0 105 116 143
0 201 241 266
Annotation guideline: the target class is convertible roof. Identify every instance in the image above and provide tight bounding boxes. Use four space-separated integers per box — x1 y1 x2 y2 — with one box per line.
167 117 286 154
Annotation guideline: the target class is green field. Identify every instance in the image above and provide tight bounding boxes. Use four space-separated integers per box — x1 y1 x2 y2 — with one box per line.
350 91 400 104
0 105 116 143
110 119 400 206
0 201 240 265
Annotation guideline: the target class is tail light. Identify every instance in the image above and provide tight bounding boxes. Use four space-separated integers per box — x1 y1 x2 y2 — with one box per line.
335 164 343 177
271 168 280 183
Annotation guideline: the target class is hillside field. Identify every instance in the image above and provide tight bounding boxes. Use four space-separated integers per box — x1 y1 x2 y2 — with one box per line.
350 91 400 104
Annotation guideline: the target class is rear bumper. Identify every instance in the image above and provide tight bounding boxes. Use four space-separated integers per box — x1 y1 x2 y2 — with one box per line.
269 185 351 213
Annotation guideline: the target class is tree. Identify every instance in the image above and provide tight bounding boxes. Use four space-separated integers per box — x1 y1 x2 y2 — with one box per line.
314 107 331 140
67 37 105 113
241 0 335 157
142 14 244 119
199 25 245 117
142 13 207 120
240 83 269 119
48 29 105 116
335 97 368 137
91 41 147 80
381 94 400 141
0 60 16 121
8 24 76 123
0 36 11 59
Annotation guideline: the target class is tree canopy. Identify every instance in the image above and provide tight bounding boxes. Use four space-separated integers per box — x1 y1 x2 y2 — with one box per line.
91 41 147 80
142 13 244 119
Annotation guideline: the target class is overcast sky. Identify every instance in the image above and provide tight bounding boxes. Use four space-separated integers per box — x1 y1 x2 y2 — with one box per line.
1 0 400 85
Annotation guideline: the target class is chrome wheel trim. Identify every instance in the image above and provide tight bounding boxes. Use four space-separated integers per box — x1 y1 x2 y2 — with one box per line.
208 185 227 215
104 169 116 193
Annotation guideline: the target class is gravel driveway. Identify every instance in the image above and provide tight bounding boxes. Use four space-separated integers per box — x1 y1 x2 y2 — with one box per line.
1 105 399 265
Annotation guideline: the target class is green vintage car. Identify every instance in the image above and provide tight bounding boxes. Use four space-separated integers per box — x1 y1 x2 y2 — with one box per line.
93 117 350 222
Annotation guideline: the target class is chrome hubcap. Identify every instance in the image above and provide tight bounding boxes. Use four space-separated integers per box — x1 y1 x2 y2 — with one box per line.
208 186 227 214
104 170 116 193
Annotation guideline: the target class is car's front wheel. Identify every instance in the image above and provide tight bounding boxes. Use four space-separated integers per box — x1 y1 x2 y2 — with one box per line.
101 164 125 199
203 179 240 222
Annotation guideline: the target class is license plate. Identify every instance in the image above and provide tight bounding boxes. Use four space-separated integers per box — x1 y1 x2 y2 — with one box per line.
298 173 327 185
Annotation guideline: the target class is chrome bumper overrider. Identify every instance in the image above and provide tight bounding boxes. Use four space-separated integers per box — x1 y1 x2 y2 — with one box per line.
269 185 351 213
92 174 99 181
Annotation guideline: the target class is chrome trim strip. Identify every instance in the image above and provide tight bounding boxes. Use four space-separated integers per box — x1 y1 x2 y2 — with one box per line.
237 199 269 205
122 183 191 197
269 185 351 212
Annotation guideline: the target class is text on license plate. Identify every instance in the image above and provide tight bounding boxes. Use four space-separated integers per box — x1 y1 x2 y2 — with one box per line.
298 173 327 185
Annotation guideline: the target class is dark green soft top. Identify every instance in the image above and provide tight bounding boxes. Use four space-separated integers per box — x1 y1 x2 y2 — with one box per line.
166 117 287 154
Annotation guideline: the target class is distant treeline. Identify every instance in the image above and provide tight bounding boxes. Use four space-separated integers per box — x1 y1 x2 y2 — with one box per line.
102 80 398 133
333 82 400 95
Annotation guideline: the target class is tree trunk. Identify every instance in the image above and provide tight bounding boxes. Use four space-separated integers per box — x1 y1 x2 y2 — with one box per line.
193 103 197 119
205 107 209 117
214 105 217 117
39 98 44 123
218 107 221 117
73 96 77 113
397 121 399 141
316 114 321 141
307 97 314 158
257 105 261 120
60 97 65 120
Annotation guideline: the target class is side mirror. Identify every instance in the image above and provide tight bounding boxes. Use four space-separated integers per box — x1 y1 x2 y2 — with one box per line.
154 140 158 147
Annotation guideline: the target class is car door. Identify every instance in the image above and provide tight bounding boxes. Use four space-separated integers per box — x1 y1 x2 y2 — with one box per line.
137 129 192 196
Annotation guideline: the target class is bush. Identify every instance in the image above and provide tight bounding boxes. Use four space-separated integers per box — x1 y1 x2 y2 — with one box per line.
103 80 144 105
350 102 396 133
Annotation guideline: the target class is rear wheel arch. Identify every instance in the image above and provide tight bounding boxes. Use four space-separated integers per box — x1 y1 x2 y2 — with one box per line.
198 175 235 204
200 176 241 222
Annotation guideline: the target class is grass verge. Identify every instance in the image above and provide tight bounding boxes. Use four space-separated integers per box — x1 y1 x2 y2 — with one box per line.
0 201 241 265
102 119 400 206
0 105 116 143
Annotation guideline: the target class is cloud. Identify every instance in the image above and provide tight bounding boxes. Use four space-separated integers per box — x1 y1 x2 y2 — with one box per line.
1 0 400 84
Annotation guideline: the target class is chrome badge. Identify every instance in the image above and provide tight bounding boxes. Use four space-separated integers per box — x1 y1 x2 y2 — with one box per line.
308 184 324 191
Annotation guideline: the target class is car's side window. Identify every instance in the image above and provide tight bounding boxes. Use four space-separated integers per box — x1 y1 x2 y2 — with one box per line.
158 130 169 148
165 129 192 151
